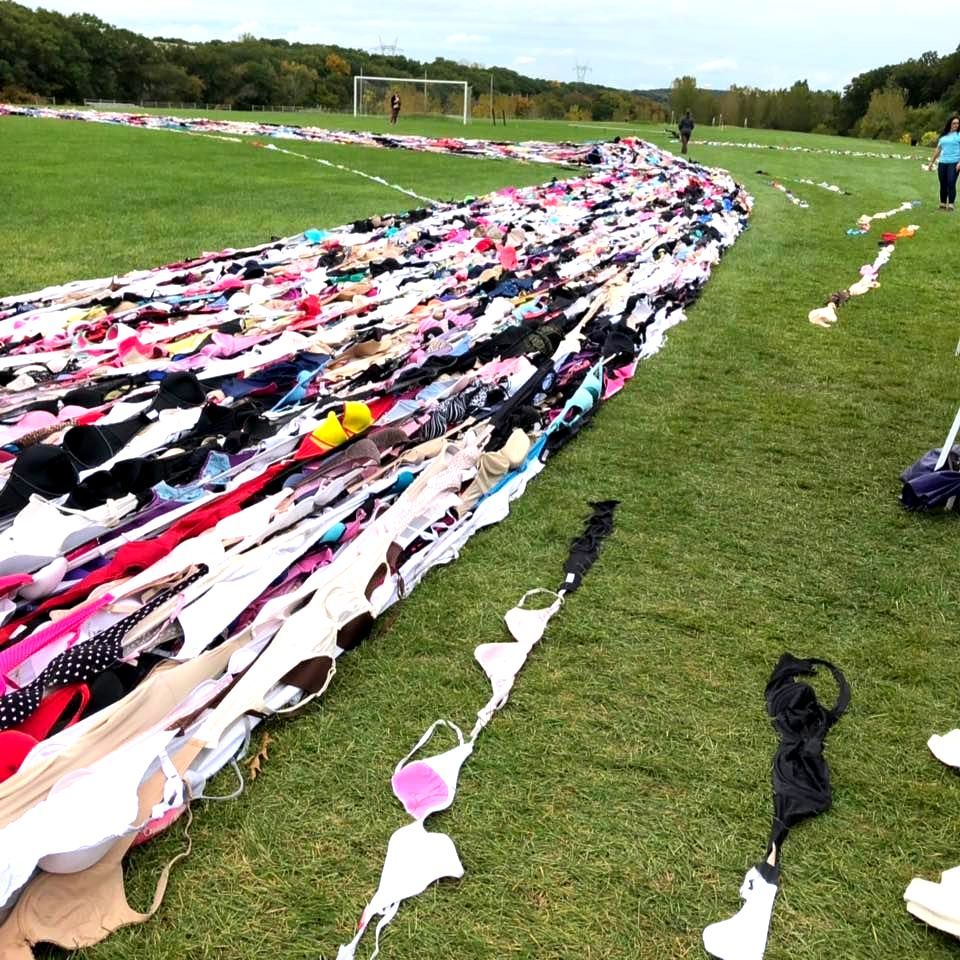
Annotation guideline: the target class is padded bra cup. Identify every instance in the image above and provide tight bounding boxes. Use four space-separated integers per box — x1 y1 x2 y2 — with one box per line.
0 446 79 518
63 417 148 469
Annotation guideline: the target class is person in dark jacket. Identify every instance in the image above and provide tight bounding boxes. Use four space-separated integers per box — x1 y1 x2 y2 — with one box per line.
390 91 401 125
679 110 695 154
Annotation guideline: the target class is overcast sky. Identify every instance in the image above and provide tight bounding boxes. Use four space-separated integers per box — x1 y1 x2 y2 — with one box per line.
34 0 952 92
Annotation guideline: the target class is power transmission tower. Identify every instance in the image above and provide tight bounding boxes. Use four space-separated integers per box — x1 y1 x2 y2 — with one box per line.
376 36 402 56
574 62 592 83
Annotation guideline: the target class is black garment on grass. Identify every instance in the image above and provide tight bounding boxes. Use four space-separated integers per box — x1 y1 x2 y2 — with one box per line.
764 653 850 856
560 499 619 593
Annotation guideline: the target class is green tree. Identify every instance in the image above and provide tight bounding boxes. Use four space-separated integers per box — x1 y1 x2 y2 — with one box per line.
143 62 203 101
277 60 318 105
838 65 895 134
669 75 698 117
858 84 908 140
592 90 624 121
782 80 813 131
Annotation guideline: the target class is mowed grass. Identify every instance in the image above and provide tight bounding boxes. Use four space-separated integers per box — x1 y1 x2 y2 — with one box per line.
2 114 958 960
0 116 571 297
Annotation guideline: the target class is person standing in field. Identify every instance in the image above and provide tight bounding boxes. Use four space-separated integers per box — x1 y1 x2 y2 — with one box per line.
390 91 401 125
931 115 960 209
679 110 695 155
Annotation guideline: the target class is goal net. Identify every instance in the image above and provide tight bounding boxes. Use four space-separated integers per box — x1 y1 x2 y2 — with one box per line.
353 75 470 124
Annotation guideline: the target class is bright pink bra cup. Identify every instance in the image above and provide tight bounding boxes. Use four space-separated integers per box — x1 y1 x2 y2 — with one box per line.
0 591 112 693
391 720 473 821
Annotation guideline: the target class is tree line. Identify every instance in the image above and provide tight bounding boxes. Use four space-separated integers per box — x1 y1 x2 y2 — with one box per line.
669 46 960 143
0 1 668 121
667 76 839 135
3 2 956 142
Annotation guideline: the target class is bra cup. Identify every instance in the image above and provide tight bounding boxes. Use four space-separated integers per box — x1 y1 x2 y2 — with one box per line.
474 641 528 700
16 863 137 948
568 385 597 415
0 741 193 952
312 411 349 449
342 401 373 436
39 730 174 873
19 557 68 600
928 729 960 769
364 821 464 921
392 741 473 820
503 603 558 647
320 579 371 625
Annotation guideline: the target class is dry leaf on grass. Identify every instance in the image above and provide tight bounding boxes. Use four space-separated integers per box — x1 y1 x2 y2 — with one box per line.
246 732 273 781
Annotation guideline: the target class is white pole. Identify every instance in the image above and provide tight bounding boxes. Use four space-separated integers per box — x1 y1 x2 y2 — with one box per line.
463 82 468 125
935 406 960 470
353 72 360 117
424 70 427 112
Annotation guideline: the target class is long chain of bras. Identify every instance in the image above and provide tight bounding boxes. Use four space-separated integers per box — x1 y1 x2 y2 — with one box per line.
0 123 751 957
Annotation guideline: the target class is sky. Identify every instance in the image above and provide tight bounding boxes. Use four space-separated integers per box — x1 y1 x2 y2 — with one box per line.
34 0 953 93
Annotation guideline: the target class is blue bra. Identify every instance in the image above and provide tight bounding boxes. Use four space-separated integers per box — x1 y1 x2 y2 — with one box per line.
547 360 604 435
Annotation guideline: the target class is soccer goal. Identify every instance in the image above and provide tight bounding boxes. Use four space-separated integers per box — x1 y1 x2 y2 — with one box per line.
353 75 471 124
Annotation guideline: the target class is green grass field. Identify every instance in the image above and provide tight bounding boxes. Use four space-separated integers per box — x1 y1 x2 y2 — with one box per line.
4 113 960 960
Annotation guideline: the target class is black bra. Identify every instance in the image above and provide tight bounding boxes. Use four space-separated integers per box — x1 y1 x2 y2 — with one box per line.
764 653 850 853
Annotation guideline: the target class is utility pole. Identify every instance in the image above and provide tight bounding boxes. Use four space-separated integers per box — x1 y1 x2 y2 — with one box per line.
574 61 592 83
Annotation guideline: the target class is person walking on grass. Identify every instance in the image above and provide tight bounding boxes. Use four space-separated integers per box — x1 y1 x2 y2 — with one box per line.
931 115 960 210
389 91 401 125
679 110 695 155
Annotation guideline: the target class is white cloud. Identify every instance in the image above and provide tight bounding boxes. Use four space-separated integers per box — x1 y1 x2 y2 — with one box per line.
697 57 738 72
514 55 536 65
26 0 960 93
445 32 488 45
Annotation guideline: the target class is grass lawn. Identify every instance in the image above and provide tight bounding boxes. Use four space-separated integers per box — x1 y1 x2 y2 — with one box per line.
3 113 959 960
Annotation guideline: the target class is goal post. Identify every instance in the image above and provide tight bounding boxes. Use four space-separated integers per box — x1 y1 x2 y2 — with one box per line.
353 75 470 124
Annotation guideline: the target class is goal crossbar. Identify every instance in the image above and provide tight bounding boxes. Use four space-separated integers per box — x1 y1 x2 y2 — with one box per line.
353 75 470 124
